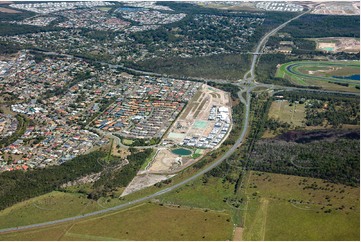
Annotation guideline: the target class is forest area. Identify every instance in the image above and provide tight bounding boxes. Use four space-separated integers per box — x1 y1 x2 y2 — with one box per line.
250 130 360 187
283 14 360 38
0 151 106 210
244 90 360 187
0 148 153 211
134 54 250 81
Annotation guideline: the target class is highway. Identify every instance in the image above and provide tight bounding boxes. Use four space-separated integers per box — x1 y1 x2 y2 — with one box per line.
242 9 311 83
0 8 352 234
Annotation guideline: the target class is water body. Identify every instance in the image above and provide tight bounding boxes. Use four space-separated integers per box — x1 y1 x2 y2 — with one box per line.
172 148 192 156
332 74 360 81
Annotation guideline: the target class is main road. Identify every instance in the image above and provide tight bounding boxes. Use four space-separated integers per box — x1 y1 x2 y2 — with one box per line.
0 9 316 234
242 9 311 83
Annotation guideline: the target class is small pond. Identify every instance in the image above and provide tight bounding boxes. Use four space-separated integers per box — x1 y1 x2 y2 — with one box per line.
172 148 192 156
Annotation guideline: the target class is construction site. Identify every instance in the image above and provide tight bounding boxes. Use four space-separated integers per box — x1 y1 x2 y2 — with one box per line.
313 37 360 53
121 84 233 195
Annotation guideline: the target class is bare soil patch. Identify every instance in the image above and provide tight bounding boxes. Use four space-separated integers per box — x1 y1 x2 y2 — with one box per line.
0 7 21 13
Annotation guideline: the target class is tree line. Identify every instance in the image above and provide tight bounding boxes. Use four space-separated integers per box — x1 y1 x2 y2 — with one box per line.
0 151 106 211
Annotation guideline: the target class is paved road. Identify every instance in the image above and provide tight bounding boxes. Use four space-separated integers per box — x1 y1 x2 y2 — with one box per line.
242 9 311 84
0 9 343 234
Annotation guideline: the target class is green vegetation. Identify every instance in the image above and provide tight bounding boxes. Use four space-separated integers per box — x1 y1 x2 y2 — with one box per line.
279 90 360 127
0 41 22 55
140 149 156 170
134 53 251 81
0 151 106 211
283 15 360 38
256 53 359 89
0 114 28 148
122 138 133 145
0 9 33 21
123 4 299 81
0 203 233 241
0 191 101 229
275 61 360 91
279 89 359 102
268 100 305 127
0 22 62 36
161 176 236 212
267 35 317 54
242 171 360 241
264 94 360 136
191 153 202 159
88 148 153 200
305 99 359 127
251 130 360 186
119 137 160 146
255 53 295 86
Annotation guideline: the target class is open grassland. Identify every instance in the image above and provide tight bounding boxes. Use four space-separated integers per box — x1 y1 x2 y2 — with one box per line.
242 171 360 241
263 100 306 138
0 191 102 229
276 61 360 92
0 203 233 241
160 176 235 212
121 138 133 145
268 100 305 127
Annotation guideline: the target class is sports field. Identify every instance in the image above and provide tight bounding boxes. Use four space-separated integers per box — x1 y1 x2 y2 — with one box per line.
276 61 360 91
242 171 360 241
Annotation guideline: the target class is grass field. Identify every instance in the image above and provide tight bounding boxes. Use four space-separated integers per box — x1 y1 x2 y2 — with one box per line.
276 60 360 92
0 191 102 229
160 176 235 212
263 100 306 138
121 138 133 145
268 100 306 126
0 203 233 241
242 171 360 241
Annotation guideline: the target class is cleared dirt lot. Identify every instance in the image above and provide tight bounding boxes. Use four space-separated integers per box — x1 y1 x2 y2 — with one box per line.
165 84 231 144
147 149 183 173
311 2 360 15
0 7 21 13
313 37 360 53
121 173 175 197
